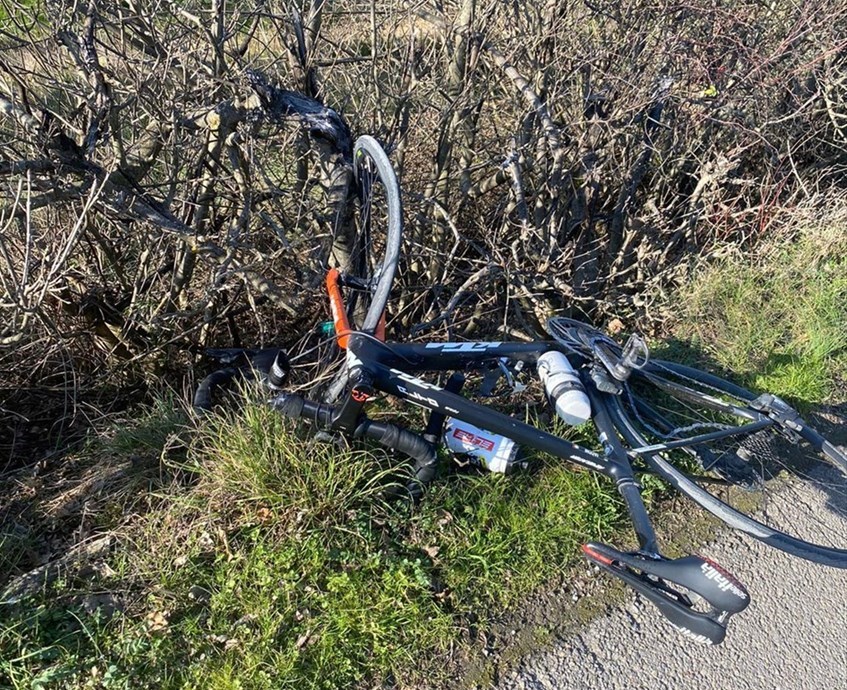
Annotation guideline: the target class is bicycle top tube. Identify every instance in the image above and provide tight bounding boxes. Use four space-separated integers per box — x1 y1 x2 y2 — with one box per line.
344 333 633 480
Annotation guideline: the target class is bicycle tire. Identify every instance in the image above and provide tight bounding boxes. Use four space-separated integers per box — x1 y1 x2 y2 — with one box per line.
548 316 847 567
621 360 847 568
348 135 403 334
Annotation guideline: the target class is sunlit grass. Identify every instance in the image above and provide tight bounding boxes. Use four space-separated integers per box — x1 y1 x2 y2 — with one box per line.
1 397 626 689
673 214 847 407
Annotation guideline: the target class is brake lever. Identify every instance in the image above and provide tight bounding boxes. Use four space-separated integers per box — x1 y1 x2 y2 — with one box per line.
583 542 750 645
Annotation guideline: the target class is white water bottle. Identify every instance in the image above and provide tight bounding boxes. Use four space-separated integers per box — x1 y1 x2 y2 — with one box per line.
537 351 591 425
443 419 520 473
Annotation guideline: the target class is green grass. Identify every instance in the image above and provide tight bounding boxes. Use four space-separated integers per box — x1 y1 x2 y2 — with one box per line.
4 211 846 689
670 217 847 406
1 399 624 689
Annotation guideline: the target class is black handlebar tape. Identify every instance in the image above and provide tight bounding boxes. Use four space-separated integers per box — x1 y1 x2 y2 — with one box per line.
270 393 438 499
193 368 240 412
267 352 289 389
269 393 335 426
354 419 439 498
353 419 438 464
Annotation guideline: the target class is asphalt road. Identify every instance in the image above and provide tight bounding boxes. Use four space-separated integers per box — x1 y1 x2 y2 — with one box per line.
497 465 847 690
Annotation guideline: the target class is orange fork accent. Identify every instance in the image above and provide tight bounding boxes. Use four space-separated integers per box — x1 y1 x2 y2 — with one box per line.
375 311 386 342
326 268 352 348
325 268 387 348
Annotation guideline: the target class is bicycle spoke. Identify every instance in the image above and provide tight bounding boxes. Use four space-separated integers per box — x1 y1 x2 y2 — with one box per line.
623 367 847 558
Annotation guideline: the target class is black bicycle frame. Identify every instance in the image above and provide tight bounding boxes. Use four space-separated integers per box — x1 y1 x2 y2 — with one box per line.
341 333 661 555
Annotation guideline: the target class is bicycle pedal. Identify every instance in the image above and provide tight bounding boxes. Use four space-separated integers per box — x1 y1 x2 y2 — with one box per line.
498 358 527 393
618 334 650 373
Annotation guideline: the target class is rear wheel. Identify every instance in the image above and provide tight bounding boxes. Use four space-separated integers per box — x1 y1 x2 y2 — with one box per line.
547 316 847 567
620 360 847 568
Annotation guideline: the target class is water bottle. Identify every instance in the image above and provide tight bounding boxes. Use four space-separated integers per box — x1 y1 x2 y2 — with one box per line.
443 419 522 473
537 351 591 425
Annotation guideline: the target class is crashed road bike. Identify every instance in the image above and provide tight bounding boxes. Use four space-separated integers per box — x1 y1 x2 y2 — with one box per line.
195 136 847 645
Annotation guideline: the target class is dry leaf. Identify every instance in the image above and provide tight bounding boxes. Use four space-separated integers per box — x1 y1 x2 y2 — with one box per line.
295 629 313 649
421 545 440 559
146 610 170 632
607 318 625 334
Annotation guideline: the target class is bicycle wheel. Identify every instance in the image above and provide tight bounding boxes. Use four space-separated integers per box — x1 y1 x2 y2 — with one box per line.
618 360 847 568
547 316 847 567
345 135 403 334
547 316 618 359
321 136 402 403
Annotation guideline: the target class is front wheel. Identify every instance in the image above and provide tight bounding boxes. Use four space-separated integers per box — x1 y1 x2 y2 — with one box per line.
322 136 403 403
346 135 403 335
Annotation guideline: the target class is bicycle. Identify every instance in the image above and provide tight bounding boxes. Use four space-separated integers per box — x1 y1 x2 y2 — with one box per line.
194 135 847 645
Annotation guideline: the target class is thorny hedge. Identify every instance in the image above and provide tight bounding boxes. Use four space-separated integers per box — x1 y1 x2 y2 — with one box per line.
1 0 846 452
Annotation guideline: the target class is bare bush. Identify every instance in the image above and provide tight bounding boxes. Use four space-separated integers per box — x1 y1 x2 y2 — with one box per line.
0 0 845 454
